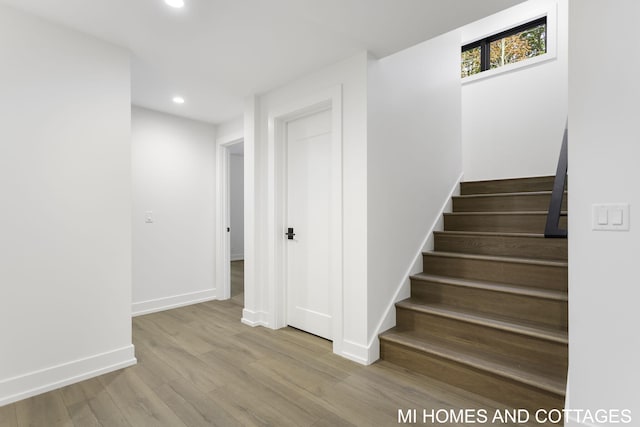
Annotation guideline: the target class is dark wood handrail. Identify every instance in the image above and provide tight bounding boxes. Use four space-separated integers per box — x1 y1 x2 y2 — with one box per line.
544 126 568 238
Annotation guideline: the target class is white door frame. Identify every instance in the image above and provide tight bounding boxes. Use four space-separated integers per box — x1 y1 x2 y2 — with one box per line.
266 85 343 352
215 134 244 301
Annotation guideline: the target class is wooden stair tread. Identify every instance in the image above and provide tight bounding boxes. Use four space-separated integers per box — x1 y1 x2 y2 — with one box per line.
411 273 568 301
395 300 568 344
423 251 568 268
380 329 566 396
455 190 566 199
445 211 568 216
382 173 569 407
433 231 568 261
460 176 558 195
434 230 548 238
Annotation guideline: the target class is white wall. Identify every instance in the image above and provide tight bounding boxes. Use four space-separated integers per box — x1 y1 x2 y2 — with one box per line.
216 117 244 144
230 153 244 261
245 53 369 362
248 42 464 364
367 30 463 361
461 0 568 181
0 5 134 405
241 97 258 320
566 1 640 425
131 106 216 316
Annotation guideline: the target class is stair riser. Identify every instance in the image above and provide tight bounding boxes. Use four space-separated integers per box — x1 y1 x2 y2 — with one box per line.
444 213 567 233
380 340 565 414
423 254 567 291
395 307 567 376
453 193 567 212
434 233 567 261
411 279 568 329
460 176 556 195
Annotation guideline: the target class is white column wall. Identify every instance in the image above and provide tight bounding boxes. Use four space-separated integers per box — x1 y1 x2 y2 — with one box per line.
241 96 260 325
566 1 640 425
0 5 134 405
245 53 369 361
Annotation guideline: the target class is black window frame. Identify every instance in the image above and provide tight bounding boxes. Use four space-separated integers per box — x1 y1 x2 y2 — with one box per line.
462 16 547 75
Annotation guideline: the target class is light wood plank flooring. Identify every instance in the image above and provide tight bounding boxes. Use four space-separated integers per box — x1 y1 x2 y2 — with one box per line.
0 262 541 427
230 260 244 306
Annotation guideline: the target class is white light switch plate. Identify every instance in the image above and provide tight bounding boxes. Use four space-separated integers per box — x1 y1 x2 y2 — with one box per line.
592 204 629 231
145 211 154 224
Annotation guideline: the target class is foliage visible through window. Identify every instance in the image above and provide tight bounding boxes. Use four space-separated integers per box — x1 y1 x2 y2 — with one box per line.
461 17 546 78
461 46 481 77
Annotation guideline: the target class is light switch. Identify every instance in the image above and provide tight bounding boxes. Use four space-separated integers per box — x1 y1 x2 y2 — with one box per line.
592 204 630 231
611 208 623 226
597 207 608 225
145 211 154 224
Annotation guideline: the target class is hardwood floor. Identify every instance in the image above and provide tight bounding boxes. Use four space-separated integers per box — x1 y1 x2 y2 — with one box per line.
230 260 244 306
0 262 545 426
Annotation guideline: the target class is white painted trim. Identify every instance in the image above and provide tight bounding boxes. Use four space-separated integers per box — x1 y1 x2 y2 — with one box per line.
340 340 370 365
365 173 464 363
0 345 136 406
367 338 380 365
215 132 244 301
241 308 268 327
266 85 344 354
132 289 217 317
242 96 257 325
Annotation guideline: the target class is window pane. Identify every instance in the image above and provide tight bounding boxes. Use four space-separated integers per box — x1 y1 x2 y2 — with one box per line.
461 46 481 78
489 23 546 69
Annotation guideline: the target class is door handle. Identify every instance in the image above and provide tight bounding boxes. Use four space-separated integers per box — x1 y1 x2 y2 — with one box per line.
285 227 296 240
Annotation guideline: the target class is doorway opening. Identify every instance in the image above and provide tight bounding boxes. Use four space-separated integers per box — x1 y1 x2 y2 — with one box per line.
266 86 343 352
284 108 333 340
229 142 244 305
216 137 244 306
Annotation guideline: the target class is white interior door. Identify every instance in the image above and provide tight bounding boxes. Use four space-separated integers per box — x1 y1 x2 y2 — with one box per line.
285 108 332 340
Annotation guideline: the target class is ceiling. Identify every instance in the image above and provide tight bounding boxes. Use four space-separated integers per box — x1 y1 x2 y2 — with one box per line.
1 0 524 124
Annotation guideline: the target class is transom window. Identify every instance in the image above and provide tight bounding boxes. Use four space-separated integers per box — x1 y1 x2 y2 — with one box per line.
461 17 547 78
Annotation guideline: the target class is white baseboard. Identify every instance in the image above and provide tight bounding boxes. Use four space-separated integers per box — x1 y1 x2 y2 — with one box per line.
365 173 463 364
241 308 268 327
0 345 136 406
230 254 244 262
132 289 217 317
340 339 371 365
367 337 380 364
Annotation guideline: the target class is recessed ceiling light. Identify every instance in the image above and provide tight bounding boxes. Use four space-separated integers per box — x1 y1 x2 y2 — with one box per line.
165 0 184 9
172 96 185 104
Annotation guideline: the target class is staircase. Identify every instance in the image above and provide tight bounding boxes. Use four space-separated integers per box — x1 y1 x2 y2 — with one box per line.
379 175 568 412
